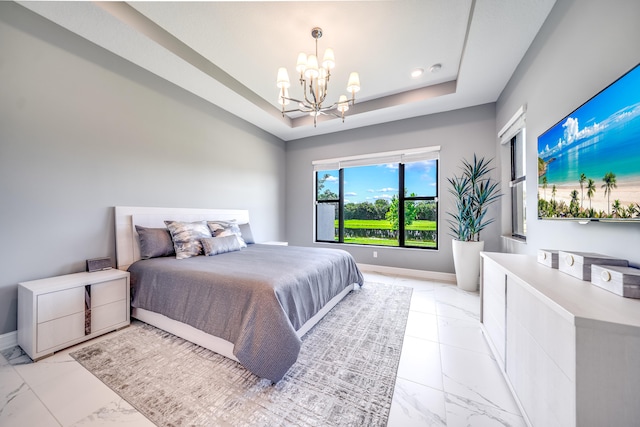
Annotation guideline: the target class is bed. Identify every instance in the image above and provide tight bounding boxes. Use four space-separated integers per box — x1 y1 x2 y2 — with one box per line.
114 206 363 382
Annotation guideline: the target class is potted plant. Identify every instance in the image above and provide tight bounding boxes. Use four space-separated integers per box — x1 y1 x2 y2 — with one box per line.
447 155 501 291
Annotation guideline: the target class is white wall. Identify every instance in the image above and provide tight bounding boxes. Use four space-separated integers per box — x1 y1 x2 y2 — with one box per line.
0 3 286 334
496 0 640 265
286 104 498 273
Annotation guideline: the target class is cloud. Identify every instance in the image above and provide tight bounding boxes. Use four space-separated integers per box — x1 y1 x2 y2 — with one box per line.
562 117 580 144
374 194 393 200
345 192 357 196
562 116 607 146
324 175 338 182
378 187 397 193
367 189 375 193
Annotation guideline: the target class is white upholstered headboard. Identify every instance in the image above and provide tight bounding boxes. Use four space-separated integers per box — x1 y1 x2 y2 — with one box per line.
114 206 250 271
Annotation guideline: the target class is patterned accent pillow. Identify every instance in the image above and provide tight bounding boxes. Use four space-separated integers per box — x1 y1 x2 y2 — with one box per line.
207 220 247 248
164 220 212 259
135 225 175 259
201 235 243 256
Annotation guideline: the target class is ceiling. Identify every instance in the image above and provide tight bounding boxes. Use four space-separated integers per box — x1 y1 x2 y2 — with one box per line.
19 0 556 141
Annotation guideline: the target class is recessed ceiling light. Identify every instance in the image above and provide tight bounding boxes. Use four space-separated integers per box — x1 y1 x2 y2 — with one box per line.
410 68 424 78
429 63 442 73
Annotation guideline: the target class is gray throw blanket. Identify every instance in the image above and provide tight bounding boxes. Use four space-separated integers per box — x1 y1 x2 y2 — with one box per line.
128 244 363 382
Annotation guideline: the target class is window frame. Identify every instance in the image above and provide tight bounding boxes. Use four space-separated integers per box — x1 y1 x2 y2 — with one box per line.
314 157 439 250
509 130 526 240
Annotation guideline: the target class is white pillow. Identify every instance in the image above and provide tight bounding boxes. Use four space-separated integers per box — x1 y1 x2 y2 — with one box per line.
201 235 243 256
207 220 247 248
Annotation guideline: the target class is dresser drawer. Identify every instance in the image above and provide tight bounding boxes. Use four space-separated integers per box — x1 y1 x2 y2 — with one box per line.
37 311 85 353
92 300 127 332
37 287 85 323
91 278 127 308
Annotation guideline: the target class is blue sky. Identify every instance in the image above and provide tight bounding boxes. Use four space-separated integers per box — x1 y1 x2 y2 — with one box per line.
538 64 640 160
319 160 437 204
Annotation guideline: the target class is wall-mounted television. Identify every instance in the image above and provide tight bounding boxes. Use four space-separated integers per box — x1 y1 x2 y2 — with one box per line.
538 63 640 221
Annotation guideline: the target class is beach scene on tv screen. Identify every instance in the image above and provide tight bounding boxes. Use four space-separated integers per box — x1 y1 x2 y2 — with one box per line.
538 65 640 220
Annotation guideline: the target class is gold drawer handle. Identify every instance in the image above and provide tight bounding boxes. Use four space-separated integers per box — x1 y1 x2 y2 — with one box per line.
601 270 612 282
565 254 574 266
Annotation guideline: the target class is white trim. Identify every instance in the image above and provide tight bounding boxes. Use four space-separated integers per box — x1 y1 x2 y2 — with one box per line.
312 145 440 170
0 330 18 350
358 263 456 283
499 105 526 144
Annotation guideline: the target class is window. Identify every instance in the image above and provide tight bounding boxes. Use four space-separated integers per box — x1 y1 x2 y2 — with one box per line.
314 148 439 249
510 131 526 238
500 106 526 240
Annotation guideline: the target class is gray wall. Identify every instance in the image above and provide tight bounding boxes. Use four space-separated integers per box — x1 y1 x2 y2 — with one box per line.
0 3 286 334
496 0 640 265
286 103 499 273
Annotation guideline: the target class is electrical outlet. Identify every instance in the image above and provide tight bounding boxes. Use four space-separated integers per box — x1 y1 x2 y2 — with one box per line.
373 251 378 258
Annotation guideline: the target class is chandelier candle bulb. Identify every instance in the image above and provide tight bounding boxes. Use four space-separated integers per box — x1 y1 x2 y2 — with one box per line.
318 68 328 88
276 68 290 88
347 72 361 99
337 95 349 112
322 48 335 70
296 53 307 75
305 55 319 79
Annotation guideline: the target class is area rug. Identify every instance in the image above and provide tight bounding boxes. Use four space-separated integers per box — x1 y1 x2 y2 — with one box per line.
71 282 412 427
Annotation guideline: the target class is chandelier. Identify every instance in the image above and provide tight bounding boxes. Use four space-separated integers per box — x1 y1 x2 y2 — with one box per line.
276 27 360 127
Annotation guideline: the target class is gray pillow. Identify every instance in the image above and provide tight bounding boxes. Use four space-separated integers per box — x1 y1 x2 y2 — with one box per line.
135 226 175 259
239 223 255 244
207 220 247 247
201 235 243 256
164 220 212 259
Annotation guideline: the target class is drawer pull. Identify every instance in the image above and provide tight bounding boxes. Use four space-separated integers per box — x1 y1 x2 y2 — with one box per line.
565 254 574 266
601 270 612 282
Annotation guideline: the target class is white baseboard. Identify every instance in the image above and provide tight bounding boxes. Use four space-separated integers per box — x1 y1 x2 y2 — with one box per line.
358 263 456 284
0 330 18 350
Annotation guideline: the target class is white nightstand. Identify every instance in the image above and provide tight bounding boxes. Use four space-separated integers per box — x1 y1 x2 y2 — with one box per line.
18 269 130 360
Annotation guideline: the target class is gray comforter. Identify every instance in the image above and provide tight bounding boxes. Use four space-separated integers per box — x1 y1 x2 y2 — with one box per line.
128 244 363 382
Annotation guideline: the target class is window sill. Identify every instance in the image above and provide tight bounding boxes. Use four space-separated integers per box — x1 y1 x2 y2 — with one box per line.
501 235 526 245
314 241 439 252
500 235 527 253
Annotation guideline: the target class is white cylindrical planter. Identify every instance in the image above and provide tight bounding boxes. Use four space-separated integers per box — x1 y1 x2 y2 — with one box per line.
452 240 485 291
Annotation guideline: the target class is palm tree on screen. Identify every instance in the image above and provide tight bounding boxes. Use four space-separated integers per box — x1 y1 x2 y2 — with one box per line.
579 173 587 209
612 199 622 218
587 178 596 210
602 172 617 215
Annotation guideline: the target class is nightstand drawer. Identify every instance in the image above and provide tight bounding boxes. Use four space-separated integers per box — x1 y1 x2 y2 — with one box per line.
19 269 130 360
92 300 127 332
37 287 85 323
91 278 127 308
37 311 85 353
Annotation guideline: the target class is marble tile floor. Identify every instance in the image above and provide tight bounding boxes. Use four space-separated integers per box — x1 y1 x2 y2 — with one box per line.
0 272 525 426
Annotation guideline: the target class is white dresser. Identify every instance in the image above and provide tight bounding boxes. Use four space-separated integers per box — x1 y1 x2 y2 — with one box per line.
18 269 130 360
480 252 640 427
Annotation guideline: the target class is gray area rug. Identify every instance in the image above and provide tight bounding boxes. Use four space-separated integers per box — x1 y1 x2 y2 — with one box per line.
71 282 412 426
